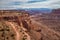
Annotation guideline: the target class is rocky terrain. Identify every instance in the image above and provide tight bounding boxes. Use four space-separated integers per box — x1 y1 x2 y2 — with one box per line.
0 9 60 40
30 9 60 40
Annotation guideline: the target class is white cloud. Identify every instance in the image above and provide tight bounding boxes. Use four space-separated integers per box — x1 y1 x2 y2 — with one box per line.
0 0 60 10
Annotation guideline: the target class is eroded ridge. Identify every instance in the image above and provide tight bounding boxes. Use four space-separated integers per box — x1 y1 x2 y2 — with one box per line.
0 10 60 40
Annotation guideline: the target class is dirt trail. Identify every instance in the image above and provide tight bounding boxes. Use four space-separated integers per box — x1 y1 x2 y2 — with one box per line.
5 22 20 40
5 21 31 40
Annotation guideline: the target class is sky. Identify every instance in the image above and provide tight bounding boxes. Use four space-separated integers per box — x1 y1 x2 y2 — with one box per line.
0 0 60 10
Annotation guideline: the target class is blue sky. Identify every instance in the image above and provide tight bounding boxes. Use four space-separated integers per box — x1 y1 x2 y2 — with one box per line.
0 0 60 10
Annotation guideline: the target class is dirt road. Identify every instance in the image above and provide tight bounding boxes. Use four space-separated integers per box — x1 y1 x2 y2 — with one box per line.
5 21 31 40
